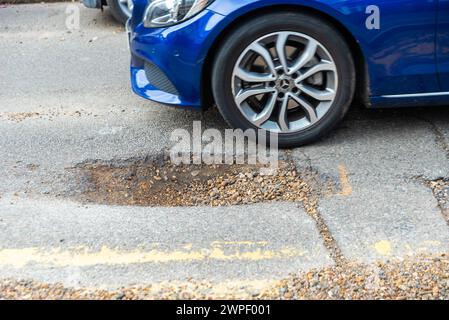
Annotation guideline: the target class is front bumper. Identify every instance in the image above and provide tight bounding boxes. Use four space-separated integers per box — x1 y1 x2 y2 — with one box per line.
128 6 227 108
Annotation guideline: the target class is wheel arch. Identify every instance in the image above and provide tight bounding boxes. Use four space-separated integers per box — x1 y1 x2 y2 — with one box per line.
201 4 370 109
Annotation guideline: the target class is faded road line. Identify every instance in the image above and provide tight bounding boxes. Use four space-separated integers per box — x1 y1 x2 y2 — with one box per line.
337 165 353 196
0 242 308 268
372 240 444 256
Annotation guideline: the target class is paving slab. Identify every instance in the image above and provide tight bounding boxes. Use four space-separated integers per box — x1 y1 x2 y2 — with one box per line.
0 196 332 288
293 110 449 183
318 180 449 263
292 108 449 262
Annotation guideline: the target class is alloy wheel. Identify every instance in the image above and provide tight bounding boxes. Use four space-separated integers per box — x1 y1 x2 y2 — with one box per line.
231 31 338 133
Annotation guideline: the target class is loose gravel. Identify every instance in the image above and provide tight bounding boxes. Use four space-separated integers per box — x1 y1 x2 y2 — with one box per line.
1 253 448 300
276 253 449 300
76 159 322 211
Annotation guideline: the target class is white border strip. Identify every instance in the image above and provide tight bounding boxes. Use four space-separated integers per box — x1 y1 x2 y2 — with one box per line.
382 92 449 98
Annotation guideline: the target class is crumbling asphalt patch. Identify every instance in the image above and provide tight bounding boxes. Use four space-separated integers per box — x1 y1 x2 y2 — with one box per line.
73 157 325 211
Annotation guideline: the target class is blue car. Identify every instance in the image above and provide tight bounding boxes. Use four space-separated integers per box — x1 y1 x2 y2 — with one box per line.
128 0 449 147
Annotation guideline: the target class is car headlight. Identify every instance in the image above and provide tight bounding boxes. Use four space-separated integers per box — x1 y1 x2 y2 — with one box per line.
143 0 214 28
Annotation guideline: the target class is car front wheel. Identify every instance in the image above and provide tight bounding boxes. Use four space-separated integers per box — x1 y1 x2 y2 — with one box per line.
212 12 356 147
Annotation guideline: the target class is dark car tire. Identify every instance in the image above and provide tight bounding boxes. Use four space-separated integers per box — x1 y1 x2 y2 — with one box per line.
211 12 356 148
106 0 131 25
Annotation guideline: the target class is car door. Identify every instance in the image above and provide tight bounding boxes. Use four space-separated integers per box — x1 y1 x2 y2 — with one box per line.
363 0 439 96
437 0 449 91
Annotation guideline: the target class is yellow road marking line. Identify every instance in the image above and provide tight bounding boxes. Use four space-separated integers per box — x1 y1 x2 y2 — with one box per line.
372 240 392 256
372 240 443 256
0 242 307 268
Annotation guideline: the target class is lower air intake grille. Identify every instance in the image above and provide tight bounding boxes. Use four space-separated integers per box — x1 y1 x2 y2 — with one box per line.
144 61 179 96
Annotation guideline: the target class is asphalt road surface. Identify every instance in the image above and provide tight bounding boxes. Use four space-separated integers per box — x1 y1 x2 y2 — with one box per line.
0 3 448 297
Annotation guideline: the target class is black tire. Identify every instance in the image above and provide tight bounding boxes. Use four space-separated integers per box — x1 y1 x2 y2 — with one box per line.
211 12 356 148
106 0 130 25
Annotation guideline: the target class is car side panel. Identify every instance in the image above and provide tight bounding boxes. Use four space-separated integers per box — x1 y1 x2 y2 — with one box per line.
437 0 449 90
209 0 439 97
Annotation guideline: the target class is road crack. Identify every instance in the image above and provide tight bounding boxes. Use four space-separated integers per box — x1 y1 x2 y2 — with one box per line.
287 151 347 266
415 116 449 159
426 178 449 226
410 116 449 225
302 199 347 267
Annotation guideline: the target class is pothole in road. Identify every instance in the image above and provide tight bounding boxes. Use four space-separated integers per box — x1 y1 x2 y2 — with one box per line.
73 157 326 210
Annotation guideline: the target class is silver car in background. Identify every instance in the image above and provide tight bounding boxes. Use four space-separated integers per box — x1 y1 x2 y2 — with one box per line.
82 0 133 24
